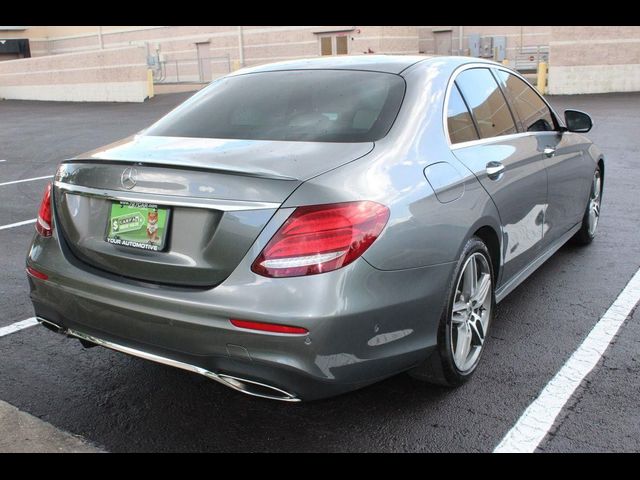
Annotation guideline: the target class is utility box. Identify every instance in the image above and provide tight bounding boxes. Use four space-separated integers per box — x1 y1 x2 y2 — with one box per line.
492 36 506 61
468 34 480 57
465 33 506 61
480 37 493 58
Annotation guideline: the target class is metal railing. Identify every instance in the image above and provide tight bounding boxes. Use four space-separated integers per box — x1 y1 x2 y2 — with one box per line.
514 46 549 72
153 55 231 84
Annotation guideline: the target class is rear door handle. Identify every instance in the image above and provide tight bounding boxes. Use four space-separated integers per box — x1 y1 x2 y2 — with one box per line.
486 161 505 180
543 147 556 157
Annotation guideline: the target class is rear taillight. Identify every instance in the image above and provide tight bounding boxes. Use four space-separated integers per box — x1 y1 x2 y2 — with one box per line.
36 183 53 237
251 201 389 278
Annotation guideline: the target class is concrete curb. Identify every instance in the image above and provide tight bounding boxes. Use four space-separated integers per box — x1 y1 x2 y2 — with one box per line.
0 400 103 453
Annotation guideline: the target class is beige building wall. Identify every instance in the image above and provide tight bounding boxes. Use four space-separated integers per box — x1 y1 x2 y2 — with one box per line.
3 26 640 97
548 26 640 94
4 26 419 83
418 26 550 61
0 45 149 102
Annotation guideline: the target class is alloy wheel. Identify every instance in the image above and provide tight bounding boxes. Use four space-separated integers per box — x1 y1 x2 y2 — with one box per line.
450 252 492 372
588 169 602 236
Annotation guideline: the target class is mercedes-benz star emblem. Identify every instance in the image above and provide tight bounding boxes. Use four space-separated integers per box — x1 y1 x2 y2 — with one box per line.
121 167 138 190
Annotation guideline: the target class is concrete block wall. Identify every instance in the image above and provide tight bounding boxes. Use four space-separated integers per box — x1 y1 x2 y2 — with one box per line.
3 26 639 97
10 26 419 78
349 26 419 55
0 46 150 102
548 26 640 94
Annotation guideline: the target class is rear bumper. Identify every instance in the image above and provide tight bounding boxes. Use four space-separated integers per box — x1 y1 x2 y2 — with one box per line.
27 230 455 401
35 316 300 401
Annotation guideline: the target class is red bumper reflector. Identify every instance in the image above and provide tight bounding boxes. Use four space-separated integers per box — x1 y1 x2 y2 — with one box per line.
26 266 48 280
230 319 308 335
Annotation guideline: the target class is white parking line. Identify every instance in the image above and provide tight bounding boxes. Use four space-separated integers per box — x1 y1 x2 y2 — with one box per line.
0 175 52 187
494 267 640 453
0 318 39 338
0 159 6 163
0 218 36 231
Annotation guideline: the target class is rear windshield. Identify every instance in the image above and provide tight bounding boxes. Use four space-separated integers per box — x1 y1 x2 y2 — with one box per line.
144 70 406 143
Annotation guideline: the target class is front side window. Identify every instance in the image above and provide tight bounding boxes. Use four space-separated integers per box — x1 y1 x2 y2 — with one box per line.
496 70 555 132
446 84 479 144
144 70 406 143
454 68 517 140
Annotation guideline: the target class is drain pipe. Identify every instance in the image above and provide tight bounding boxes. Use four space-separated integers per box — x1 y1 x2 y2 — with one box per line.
98 26 104 49
237 26 245 67
459 26 463 55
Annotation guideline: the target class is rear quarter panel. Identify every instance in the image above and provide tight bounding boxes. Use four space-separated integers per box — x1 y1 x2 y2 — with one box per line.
282 60 503 273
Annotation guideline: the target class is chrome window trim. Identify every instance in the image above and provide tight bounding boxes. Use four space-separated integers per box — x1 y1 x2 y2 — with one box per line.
443 62 564 150
449 130 559 150
54 181 280 212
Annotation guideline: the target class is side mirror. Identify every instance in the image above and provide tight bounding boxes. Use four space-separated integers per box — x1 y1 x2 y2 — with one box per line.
564 109 593 133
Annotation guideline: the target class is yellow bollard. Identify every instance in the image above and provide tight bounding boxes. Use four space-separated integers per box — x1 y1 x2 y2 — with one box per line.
502 59 509 66
537 62 547 95
147 69 155 99
231 60 241 71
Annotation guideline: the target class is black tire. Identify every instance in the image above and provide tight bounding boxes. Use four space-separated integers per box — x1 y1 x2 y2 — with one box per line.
409 236 495 387
572 166 603 246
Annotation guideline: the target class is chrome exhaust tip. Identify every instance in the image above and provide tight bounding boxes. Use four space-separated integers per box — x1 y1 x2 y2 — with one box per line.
217 374 300 402
36 317 66 334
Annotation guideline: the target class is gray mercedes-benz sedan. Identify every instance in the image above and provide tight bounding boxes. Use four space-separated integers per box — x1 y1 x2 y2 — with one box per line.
26 55 604 401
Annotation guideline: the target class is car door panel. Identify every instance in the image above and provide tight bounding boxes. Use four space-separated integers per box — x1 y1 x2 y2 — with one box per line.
491 67 594 250
452 137 547 285
540 132 595 248
451 67 547 287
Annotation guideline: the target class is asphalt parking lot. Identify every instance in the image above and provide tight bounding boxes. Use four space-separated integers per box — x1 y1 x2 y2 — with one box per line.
1 91 639 452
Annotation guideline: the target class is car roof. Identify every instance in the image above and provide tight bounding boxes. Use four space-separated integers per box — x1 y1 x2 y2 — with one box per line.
227 55 501 77
228 55 434 75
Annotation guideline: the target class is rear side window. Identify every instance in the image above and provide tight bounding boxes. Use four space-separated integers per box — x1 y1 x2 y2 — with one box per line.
144 70 406 143
455 68 517 139
446 84 479 144
496 70 555 132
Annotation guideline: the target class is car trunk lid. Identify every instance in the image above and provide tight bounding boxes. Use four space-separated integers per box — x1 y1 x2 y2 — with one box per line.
53 136 374 288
